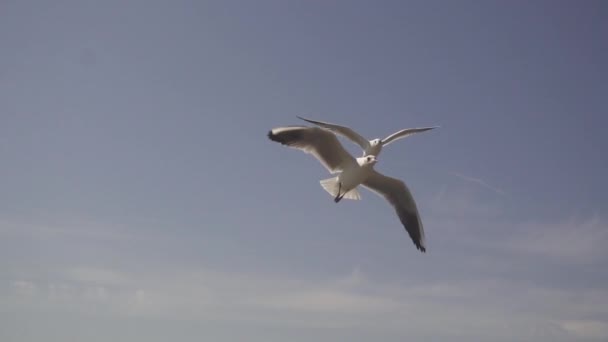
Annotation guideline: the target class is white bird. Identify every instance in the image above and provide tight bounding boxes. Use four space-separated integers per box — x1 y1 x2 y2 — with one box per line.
297 116 438 157
268 125 427 252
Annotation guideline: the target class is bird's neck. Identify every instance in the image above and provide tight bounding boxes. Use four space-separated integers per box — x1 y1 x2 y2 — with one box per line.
365 145 382 157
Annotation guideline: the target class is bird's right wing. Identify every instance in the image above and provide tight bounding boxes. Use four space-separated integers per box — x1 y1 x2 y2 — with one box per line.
362 170 426 252
296 116 370 151
381 127 438 146
268 126 357 173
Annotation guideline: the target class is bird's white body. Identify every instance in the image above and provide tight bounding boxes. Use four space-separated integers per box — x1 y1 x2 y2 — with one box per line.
337 156 377 193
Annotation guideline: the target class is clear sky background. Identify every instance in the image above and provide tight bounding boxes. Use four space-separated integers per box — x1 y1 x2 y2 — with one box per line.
1 1 607 341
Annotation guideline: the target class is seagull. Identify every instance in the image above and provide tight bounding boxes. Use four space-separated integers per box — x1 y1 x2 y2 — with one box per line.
297 115 438 157
268 125 427 252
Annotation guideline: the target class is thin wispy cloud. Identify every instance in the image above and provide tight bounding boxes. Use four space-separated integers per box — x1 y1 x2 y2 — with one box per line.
12 280 37 297
66 267 130 286
0 218 133 241
428 185 503 220
449 172 506 196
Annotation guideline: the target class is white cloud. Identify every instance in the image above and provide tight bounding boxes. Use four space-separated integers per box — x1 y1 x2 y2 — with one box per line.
83 286 109 301
12 280 37 297
66 267 129 286
333 266 366 288
6 265 607 341
561 320 608 339
427 193 608 267
47 283 75 301
506 215 608 263
3 208 607 341
133 289 145 302
251 289 397 314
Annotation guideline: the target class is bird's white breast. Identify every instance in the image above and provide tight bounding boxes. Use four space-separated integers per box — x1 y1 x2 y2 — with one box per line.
364 144 382 157
338 163 373 192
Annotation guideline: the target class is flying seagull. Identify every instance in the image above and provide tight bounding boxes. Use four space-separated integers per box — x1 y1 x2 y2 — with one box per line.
268 125 427 252
297 115 438 157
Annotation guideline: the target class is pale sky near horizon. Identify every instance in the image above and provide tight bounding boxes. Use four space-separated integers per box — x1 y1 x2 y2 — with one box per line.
1 1 608 341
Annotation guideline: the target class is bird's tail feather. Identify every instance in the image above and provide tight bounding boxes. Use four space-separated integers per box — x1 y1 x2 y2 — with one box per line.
319 177 361 200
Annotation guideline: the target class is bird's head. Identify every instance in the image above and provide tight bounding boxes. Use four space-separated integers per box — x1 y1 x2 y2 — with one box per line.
370 138 381 146
361 155 378 166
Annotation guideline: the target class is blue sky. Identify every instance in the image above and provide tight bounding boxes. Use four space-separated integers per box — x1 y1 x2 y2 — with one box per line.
1 1 607 341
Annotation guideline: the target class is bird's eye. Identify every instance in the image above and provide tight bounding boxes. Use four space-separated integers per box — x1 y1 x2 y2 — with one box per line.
367 157 371 161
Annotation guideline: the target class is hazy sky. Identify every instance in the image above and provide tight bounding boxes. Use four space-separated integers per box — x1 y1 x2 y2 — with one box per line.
1 1 607 341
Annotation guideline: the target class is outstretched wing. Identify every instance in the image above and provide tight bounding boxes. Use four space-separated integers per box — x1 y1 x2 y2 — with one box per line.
381 127 438 146
296 116 371 151
268 126 357 173
362 170 426 252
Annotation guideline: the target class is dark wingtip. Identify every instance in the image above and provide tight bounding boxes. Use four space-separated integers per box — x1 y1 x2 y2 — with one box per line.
296 115 313 124
412 238 426 253
268 129 286 144
267 127 305 147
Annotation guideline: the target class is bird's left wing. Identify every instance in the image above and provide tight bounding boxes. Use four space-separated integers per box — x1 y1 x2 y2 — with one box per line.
296 116 371 152
362 170 426 252
268 126 357 173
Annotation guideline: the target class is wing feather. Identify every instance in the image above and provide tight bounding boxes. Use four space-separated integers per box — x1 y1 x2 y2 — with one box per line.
381 127 438 146
268 126 356 173
362 170 426 252
296 116 371 151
